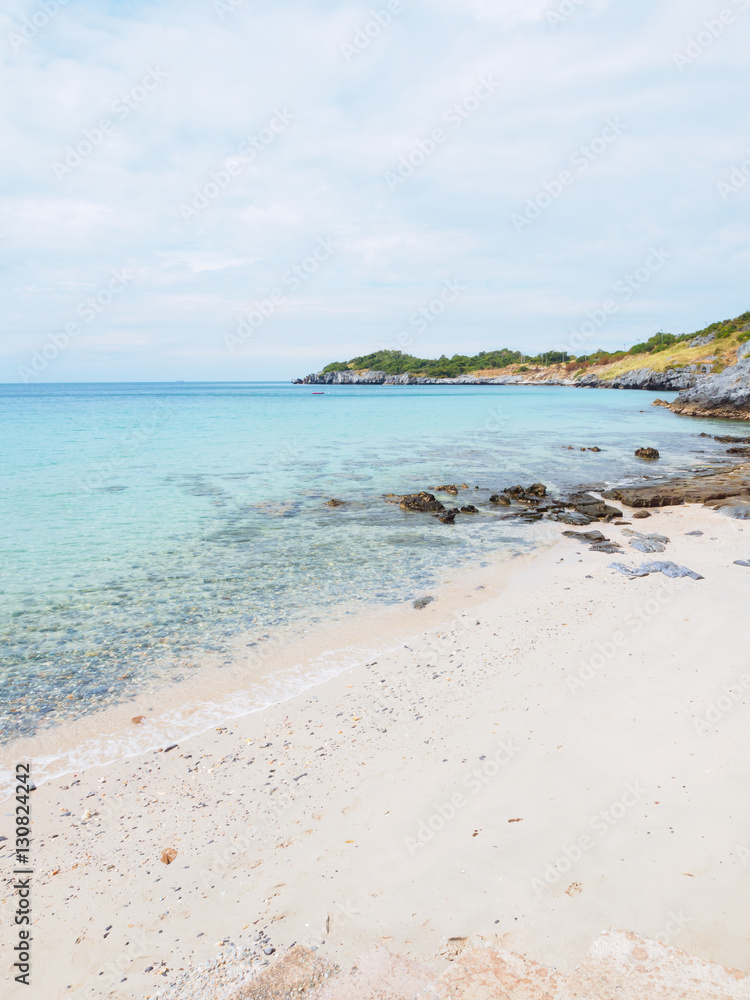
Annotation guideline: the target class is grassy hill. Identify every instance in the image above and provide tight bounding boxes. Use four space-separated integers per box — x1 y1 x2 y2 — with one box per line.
321 311 750 381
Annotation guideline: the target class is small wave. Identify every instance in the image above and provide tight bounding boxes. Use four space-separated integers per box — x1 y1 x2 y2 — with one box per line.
0 637 406 802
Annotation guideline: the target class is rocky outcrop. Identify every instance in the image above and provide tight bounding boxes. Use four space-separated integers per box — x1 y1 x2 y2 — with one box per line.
670 342 750 420
294 370 543 386
603 463 750 508
294 367 701 389
399 492 445 513
295 365 708 391
224 930 750 1000
577 366 703 390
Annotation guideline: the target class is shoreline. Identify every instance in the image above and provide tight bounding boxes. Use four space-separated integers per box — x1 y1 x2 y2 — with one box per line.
4 455 749 801
0 532 554 803
5 497 750 999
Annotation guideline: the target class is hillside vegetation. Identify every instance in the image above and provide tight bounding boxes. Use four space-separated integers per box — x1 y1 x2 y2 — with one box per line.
321 311 750 381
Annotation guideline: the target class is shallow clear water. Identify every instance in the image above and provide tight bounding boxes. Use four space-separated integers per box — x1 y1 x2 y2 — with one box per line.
0 381 740 741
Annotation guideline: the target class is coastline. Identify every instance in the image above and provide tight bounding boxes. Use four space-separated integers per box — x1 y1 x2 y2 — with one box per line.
0 535 552 803
6 499 750 999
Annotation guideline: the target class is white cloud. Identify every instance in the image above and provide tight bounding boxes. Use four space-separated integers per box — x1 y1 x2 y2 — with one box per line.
0 0 748 380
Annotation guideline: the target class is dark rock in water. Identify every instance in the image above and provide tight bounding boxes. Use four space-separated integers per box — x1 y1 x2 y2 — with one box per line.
589 446 602 452
589 541 622 553
562 530 607 543
713 433 750 444
527 483 547 497
325 498 346 507
635 447 660 460
413 596 436 609
632 510 652 519
460 505 479 514
519 512 543 520
609 560 704 580
489 494 511 505
434 484 459 495
727 446 750 455
734 560 750 567
436 510 457 524
400 492 445 513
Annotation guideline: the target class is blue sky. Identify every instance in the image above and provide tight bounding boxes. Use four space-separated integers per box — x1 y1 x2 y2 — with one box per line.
1 0 749 381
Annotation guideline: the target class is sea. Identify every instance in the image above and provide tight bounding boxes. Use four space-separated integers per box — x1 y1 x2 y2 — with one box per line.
0 381 740 786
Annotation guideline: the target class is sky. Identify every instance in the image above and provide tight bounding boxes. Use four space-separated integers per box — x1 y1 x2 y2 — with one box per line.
1 0 749 382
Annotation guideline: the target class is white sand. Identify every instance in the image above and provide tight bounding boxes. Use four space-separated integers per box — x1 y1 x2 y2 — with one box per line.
2 503 750 999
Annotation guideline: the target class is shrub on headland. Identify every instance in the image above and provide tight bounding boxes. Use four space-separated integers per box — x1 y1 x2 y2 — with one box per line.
318 310 749 377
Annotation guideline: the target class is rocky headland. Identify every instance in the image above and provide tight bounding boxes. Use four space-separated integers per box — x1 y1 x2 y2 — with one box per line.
295 313 750 419
294 365 704 391
669 342 750 421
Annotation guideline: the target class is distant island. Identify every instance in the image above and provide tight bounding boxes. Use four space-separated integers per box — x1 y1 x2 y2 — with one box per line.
294 310 750 420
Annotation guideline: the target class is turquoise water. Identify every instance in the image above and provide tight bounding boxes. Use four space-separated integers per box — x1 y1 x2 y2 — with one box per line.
0 382 740 742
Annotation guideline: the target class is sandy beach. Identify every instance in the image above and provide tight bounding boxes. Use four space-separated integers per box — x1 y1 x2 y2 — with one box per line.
3 499 749 999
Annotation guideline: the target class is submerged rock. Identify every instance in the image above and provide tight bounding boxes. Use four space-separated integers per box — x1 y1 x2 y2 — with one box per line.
325 498 346 507
413 596 436 609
